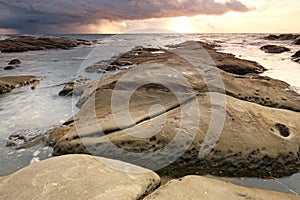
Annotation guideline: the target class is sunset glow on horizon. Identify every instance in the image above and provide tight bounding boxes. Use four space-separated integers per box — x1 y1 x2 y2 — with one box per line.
0 0 299 34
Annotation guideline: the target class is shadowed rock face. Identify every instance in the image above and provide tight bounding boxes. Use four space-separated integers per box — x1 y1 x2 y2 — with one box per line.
0 36 93 53
292 50 300 63
260 45 291 54
293 37 300 45
264 34 300 41
0 76 42 94
47 41 300 178
59 76 89 97
144 176 300 200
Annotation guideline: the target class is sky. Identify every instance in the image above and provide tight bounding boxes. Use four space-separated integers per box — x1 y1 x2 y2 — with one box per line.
0 0 299 34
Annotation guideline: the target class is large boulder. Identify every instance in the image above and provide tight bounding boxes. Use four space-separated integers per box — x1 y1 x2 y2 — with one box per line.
260 45 290 54
0 154 160 200
0 76 42 94
47 41 300 179
144 176 300 200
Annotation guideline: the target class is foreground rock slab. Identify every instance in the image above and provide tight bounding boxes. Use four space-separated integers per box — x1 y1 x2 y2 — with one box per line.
0 76 41 94
144 176 300 200
0 154 160 200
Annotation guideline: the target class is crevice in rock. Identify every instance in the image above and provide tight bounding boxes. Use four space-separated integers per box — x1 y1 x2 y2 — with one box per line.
83 96 197 138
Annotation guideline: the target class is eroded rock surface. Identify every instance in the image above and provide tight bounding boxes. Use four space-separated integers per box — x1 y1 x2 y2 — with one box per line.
144 176 300 200
0 155 160 200
47 41 300 178
0 76 42 94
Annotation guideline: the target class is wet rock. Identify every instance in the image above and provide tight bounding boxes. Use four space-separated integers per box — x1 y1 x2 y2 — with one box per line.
6 127 54 149
144 176 300 200
292 50 300 58
264 34 300 41
4 66 17 70
196 41 265 75
8 59 21 65
59 76 89 96
30 79 41 90
292 50 300 63
0 76 42 94
47 41 300 178
260 45 291 54
85 59 120 73
0 155 160 200
0 36 92 53
293 37 300 45
85 47 168 74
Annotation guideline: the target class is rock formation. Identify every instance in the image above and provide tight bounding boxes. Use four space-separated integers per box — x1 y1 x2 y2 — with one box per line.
0 36 93 53
0 76 42 94
260 45 290 54
46 41 300 179
144 175 300 200
0 155 160 200
264 34 300 41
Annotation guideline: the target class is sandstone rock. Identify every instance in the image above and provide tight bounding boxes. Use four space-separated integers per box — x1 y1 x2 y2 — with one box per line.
51 91 300 178
174 41 265 75
260 45 290 54
59 76 89 96
264 34 300 41
8 59 21 65
144 176 300 200
0 154 160 200
0 36 92 53
0 76 42 94
47 41 300 178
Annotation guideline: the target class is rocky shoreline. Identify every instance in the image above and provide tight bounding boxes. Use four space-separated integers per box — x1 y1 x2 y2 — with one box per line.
0 35 93 53
46 40 300 179
1 37 300 199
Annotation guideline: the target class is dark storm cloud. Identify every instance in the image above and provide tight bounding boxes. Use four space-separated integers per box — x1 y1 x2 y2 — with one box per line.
0 0 251 33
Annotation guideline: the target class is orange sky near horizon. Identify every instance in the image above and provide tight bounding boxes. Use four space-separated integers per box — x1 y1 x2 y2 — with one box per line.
0 0 299 34
87 0 300 34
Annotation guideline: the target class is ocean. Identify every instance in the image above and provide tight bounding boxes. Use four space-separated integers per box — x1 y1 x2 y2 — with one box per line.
0 33 299 194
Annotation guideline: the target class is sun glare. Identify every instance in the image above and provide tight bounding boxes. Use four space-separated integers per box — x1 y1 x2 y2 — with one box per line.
169 17 197 33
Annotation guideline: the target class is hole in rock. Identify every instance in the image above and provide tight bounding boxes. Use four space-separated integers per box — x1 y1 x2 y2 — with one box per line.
274 123 290 137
